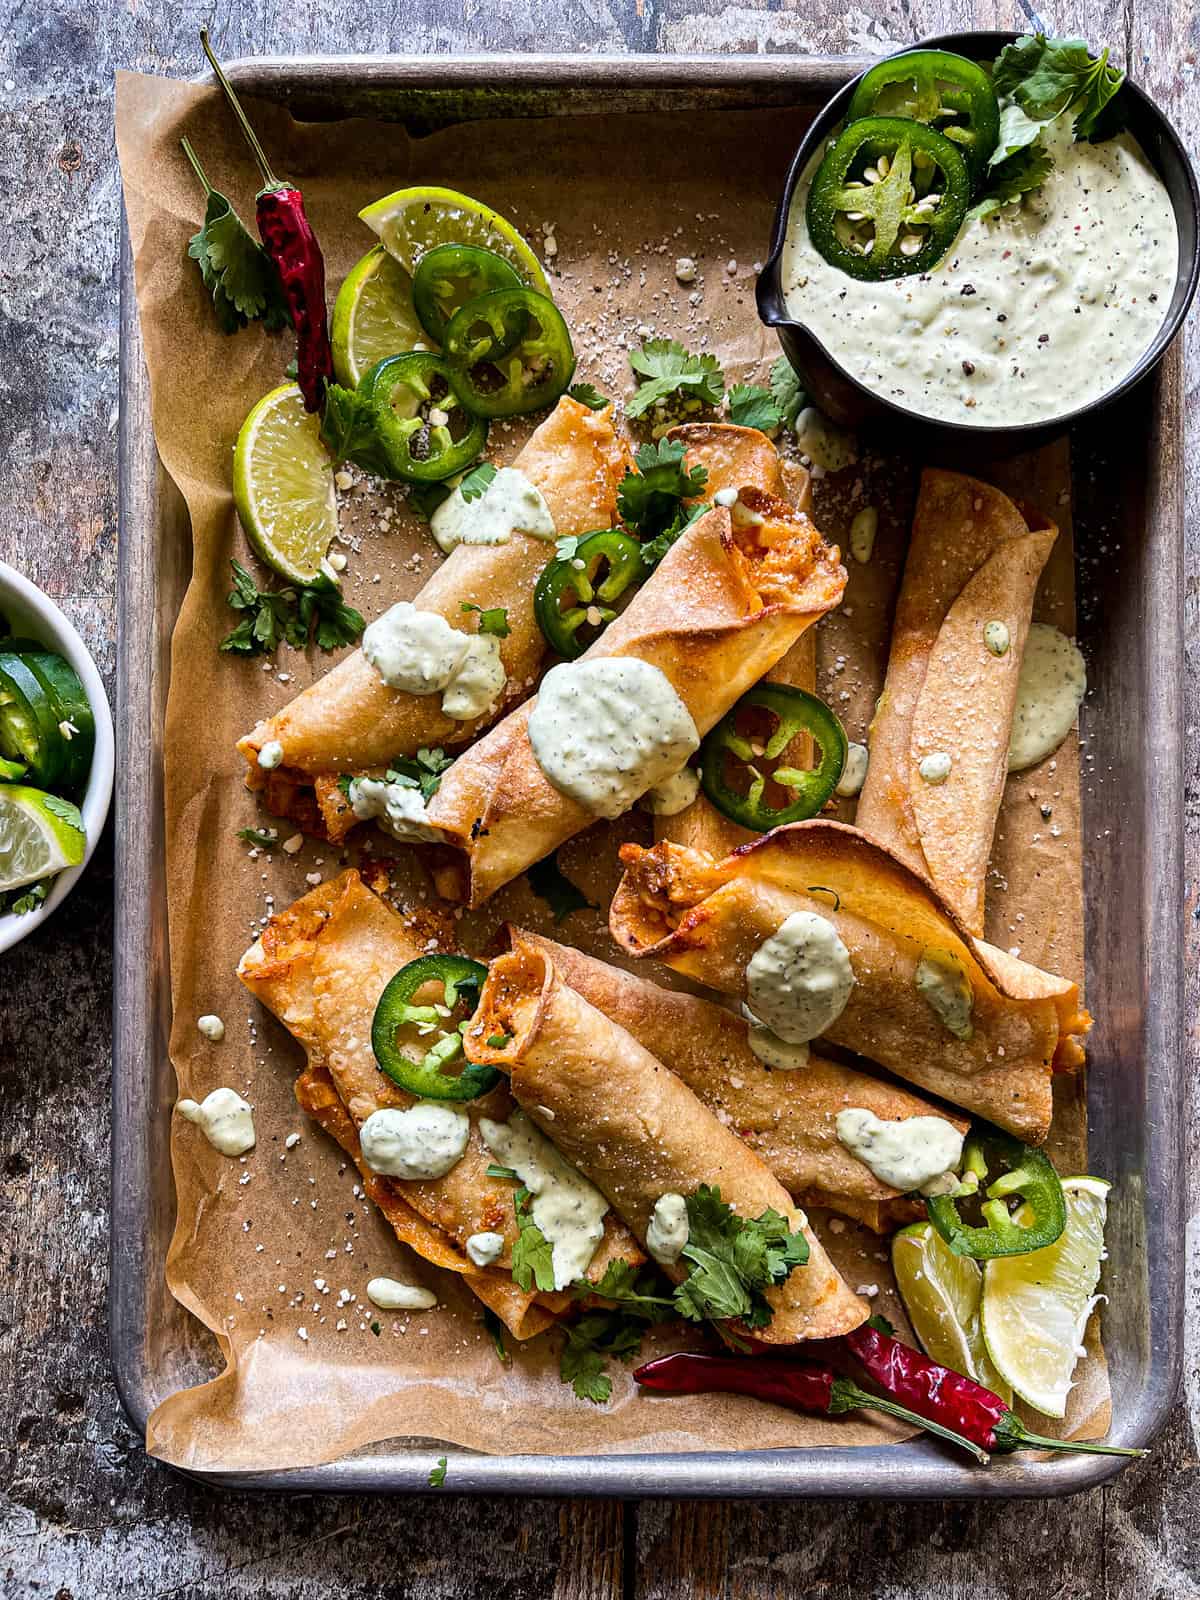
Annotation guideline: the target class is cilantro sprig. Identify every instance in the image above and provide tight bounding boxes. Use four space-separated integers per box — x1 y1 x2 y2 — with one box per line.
458 461 498 503
220 559 364 656
769 356 806 430
616 439 709 572
626 338 725 427
727 383 781 432
510 1187 557 1293
972 35 1126 221
671 1185 809 1330
566 381 609 411
182 140 289 337
383 746 454 802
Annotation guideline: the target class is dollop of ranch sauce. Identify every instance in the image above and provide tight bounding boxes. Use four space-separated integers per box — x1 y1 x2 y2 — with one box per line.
465 1230 505 1267
915 948 975 1041
836 741 870 798
984 620 1011 657
918 750 953 785
1008 623 1087 772
430 467 556 553
257 740 284 770
362 602 507 722
782 117 1178 427
479 1110 608 1290
742 1004 812 1070
640 766 701 816
367 1277 438 1311
359 1102 470 1180
746 911 854 1045
177 1088 256 1157
528 658 700 820
835 1108 965 1195
350 777 444 843
646 1192 690 1265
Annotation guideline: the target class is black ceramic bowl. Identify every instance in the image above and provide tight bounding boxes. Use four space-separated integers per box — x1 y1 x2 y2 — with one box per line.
756 31 1200 453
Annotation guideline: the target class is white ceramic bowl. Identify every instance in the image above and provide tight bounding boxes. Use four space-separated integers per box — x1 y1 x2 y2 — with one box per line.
0 561 115 956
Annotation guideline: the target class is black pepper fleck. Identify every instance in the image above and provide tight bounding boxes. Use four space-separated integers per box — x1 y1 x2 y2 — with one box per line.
997 313 1007 322
961 284 976 296
962 360 975 375
1037 333 1050 344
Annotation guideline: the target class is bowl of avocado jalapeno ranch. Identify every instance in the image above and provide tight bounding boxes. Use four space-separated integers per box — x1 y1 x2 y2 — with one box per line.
757 31 1199 445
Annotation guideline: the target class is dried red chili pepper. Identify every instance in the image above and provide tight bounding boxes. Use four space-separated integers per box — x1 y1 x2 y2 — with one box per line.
200 30 333 411
844 1321 1145 1458
633 1351 990 1462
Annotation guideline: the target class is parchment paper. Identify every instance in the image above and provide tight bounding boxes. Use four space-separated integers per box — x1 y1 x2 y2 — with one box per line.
116 70 1107 1474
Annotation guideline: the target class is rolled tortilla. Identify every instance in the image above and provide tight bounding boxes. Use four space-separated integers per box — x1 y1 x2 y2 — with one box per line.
237 396 631 831
427 493 847 904
507 928 967 1231
469 940 868 1343
610 821 1090 1143
237 869 641 1338
855 469 1057 935
657 423 819 858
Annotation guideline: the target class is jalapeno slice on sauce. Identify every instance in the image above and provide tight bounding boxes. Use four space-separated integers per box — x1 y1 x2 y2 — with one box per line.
847 49 1000 183
699 683 847 832
806 116 970 282
411 242 525 344
371 954 500 1102
926 1126 1067 1259
534 528 643 659
359 352 489 482
444 287 576 418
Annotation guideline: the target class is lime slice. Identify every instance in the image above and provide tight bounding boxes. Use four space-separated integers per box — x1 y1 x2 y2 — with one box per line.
358 185 549 294
892 1222 1012 1405
331 245 427 387
233 385 338 585
981 1176 1110 1418
0 784 86 891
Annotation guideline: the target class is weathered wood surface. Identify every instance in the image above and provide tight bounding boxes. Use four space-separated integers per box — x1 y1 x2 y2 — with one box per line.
0 2 1196 1596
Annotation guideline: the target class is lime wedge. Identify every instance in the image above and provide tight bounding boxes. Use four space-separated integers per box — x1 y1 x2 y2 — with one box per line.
332 245 427 387
359 185 549 294
981 1176 1110 1418
233 384 338 586
0 784 86 891
892 1222 1012 1405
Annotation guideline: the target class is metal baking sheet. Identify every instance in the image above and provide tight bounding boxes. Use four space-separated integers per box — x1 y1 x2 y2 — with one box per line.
112 53 1185 1498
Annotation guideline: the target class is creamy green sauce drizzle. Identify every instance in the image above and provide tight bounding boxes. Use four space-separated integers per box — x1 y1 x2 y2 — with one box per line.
479 1110 608 1290
914 948 975 1041
835 1107 965 1195
1008 623 1087 772
746 911 855 1045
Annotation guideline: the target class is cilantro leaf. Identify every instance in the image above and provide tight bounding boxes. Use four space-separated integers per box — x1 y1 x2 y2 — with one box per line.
429 1455 447 1487
671 1185 809 1329
219 559 363 656
626 338 725 422
969 141 1056 221
385 746 454 801
320 383 383 472
336 774 354 801
638 501 707 574
555 535 581 561
993 34 1124 136
526 853 596 922
235 825 279 849
183 140 289 336
458 461 497 503
567 381 609 411
486 1163 519 1181
510 1187 557 1293
42 795 84 836
769 356 806 430
560 1337 615 1404
578 1260 675 1319
461 601 510 638
0 878 50 917
727 384 781 432
617 438 707 539
481 1307 511 1365
989 101 1047 165
558 1264 674 1404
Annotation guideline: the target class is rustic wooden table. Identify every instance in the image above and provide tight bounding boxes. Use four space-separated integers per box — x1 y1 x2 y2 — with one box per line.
1 3 1196 1595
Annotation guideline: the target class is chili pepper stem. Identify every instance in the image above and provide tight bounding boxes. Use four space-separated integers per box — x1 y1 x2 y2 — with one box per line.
833 1380 990 1465
999 1420 1148 1459
179 137 214 197
199 29 282 190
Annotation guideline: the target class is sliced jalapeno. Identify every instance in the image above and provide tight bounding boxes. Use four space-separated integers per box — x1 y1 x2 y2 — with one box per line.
371 954 500 1102
699 684 846 832
847 49 1000 183
926 1125 1067 1259
412 243 525 344
359 352 489 482
3 640 94 794
444 288 576 418
0 651 66 788
533 529 643 659
807 116 970 282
